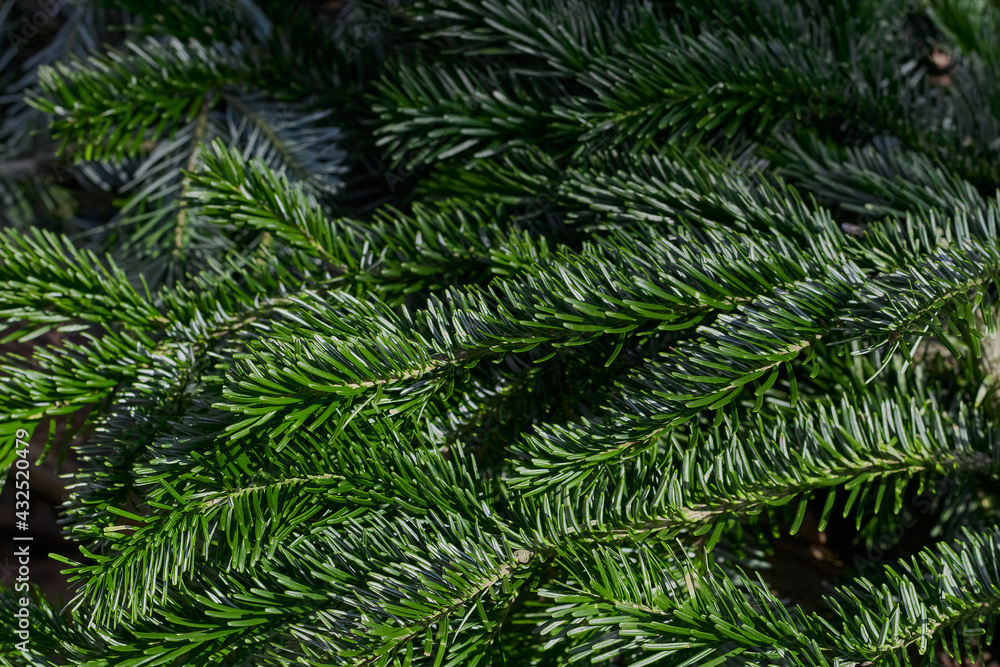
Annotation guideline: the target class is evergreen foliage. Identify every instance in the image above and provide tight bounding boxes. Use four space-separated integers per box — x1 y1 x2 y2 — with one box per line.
2 0 1000 665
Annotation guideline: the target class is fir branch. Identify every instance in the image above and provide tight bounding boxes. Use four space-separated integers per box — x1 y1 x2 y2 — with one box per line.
539 528 1000 665
31 36 254 162
515 390 998 549
0 227 168 333
173 93 212 262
